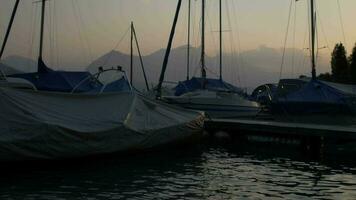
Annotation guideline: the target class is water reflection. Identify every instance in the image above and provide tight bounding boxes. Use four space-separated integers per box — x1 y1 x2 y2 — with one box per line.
1 143 356 199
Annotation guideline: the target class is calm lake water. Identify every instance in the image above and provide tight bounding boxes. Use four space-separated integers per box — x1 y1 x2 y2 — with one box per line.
1 143 356 200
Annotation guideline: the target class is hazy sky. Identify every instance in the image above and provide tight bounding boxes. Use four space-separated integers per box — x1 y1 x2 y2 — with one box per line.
1 0 356 68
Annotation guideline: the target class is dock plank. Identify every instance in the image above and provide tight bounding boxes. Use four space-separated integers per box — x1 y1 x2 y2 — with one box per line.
205 119 356 140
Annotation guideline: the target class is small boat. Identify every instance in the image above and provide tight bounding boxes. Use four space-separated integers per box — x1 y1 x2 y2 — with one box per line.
0 0 204 161
157 0 260 119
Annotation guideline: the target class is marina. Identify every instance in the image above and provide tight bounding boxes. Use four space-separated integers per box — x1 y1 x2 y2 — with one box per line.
1 0 356 199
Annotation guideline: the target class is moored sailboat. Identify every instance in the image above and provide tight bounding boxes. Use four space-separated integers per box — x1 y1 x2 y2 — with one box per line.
0 0 204 161
271 0 356 115
157 0 260 119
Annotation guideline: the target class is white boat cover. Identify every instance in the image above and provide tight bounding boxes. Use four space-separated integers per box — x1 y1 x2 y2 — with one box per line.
0 87 204 161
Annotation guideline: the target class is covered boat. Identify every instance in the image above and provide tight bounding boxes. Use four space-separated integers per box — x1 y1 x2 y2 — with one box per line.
271 0 356 115
272 79 356 114
0 0 204 161
0 78 203 161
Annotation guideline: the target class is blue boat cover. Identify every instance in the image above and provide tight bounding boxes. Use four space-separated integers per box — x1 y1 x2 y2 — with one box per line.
276 79 348 104
88 76 131 93
10 71 102 93
174 77 244 96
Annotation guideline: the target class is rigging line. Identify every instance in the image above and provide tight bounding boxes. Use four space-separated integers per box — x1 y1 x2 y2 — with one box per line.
227 0 242 86
291 2 297 78
191 0 201 76
50 0 55 67
225 0 236 86
193 9 202 79
51 1 56 68
337 0 347 47
225 1 241 85
46 0 53 67
299 20 309 75
101 25 131 67
28 4 38 68
73 0 94 63
205 1 220 71
206 13 219 72
190 0 197 72
204 61 218 76
279 0 293 81
315 1 321 68
316 12 330 51
307 0 315 75
71 0 93 64
193 11 203 77
225 0 237 83
71 0 87 63
132 24 149 91
53 0 59 68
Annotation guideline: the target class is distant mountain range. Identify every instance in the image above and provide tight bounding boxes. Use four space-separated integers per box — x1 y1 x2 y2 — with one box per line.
87 45 329 91
0 45 329 91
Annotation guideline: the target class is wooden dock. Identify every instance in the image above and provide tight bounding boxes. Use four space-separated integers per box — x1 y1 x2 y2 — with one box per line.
205 118 356 140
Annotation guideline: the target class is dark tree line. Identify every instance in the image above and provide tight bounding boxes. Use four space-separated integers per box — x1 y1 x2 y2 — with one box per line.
318 43 356 84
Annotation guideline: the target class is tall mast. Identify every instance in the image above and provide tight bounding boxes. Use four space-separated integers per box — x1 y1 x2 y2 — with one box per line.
37 0 52 73
219 0 223 81
38 0 46 65
201 0 206 79
130 21 134 86
186 0 191 80
310 0 316 79
0 0 20 61
157 0 182 98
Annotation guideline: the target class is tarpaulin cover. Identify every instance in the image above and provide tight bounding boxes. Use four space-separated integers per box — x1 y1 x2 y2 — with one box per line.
174 77 244 96
9 71 102 93
276 79 348 104
0 87 203 161
88 77 131 93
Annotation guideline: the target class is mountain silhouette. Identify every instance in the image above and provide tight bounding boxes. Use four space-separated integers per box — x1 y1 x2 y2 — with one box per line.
87 45 329 91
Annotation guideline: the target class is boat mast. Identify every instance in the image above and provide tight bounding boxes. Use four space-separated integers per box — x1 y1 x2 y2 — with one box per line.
157 0 182 98
130 22 134 86
219 0 223 81
310 0 316 79
38 0 46 72
201 0 206 80
0 0 20 61
186 0 191 81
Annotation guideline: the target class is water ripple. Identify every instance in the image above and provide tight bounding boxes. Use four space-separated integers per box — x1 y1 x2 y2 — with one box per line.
1 146 356 199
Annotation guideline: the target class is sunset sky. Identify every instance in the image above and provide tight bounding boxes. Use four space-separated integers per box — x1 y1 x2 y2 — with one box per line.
1 0 356 70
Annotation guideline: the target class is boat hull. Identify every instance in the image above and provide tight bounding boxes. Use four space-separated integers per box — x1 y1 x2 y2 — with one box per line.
163 91 261 119
166 102 261 119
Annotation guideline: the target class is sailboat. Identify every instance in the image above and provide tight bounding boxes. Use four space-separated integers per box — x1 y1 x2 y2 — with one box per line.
0 0 204 161
157 0 260 119
271 0 356 115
